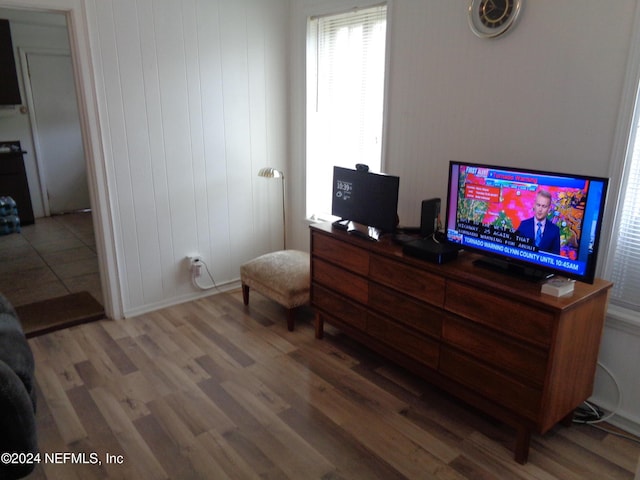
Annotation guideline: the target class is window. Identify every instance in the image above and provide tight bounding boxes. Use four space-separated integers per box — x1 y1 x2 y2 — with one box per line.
306 4 387 220
607 115 640 312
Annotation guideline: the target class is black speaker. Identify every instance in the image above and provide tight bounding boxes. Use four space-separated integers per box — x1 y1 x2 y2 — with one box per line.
420 198 441 237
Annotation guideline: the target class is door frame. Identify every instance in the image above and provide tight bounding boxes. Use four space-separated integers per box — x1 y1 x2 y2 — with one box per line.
0 0 123 319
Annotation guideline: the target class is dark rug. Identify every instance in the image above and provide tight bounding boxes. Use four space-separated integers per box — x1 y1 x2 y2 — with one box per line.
16 291 105 338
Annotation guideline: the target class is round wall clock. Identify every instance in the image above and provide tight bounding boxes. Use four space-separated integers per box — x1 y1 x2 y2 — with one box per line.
468 0 522 38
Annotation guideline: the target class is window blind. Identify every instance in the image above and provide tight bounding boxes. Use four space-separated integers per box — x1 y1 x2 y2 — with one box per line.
609 122 640 310
306 5 387 220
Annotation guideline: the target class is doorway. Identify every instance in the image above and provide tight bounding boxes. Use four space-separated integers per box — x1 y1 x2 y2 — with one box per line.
21 49 91 215
0 7 105 311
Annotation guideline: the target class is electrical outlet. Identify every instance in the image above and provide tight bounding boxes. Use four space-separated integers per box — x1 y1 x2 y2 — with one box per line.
186 255 203 277
187 255 202 265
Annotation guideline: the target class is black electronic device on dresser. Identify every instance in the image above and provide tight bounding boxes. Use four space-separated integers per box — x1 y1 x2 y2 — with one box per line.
402 235 459 264
0 141 35 225
420 198 440 237
331 165 400 240
401 197 460 264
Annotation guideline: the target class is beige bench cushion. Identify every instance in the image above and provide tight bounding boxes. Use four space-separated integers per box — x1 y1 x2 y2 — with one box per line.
240 250 310 308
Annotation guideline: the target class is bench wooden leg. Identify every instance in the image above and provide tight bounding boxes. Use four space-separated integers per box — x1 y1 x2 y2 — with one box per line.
242 283 250 305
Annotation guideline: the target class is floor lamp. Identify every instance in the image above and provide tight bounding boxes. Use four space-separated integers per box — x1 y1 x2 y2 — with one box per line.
258 167 286 250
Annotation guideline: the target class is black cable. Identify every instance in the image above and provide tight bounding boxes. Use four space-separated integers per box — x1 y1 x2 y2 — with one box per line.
573 401 640 446
573 401 604 423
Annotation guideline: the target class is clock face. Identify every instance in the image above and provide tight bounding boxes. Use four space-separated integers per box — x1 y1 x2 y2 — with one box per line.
469 0 522 38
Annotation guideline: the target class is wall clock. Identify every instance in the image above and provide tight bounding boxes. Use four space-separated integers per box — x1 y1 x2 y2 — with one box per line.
468 0 522 38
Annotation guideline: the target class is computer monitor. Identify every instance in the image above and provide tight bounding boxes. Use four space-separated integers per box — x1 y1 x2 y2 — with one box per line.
332 166 400 234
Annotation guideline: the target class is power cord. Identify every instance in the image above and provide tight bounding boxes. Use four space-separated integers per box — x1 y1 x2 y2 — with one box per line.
572 361 640 445
191 258 219 291
574 401 605 423
431 217 445 243
573 361 622 425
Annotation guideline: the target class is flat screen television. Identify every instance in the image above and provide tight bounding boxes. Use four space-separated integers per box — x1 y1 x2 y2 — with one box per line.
445 161 609 283
332 166 400 234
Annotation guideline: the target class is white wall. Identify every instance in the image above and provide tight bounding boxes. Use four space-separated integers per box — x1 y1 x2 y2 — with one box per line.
82 0 290 316
384 1 634 226
0 0 291 319
596 315 640 436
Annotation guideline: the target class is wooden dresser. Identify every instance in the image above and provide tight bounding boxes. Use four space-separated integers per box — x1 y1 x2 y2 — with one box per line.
310 222 612 463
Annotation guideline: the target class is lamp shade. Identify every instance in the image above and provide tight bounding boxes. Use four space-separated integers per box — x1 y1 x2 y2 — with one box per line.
258 167 284 179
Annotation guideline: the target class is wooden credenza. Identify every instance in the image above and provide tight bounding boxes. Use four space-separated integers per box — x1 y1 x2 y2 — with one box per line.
310 222 612 463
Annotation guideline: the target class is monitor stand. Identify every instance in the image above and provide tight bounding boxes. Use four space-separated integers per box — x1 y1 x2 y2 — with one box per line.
332 219 383 241
332 219 350 230
348 221 382 241
473 257 554 283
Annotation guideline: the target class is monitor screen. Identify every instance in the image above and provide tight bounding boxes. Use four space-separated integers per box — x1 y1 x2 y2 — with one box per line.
445 161 609 283
332 166 400 233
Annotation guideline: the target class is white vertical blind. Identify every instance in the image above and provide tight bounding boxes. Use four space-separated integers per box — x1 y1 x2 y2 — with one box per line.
306 5 387 220
609 119 640 310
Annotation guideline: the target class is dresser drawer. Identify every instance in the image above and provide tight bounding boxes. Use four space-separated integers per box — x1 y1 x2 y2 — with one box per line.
367 312 439 369
445 281 554 347
312 232 369 276
439 347 542 421
312 258 368 304
370 254 445 307
368 283 442 338
442 316 548 386
312 284 367 330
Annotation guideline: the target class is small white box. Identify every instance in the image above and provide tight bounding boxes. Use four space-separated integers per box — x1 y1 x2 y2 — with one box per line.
541 277 576 297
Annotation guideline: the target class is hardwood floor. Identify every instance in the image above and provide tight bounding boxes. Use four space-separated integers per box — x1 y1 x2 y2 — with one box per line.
26 289 639 479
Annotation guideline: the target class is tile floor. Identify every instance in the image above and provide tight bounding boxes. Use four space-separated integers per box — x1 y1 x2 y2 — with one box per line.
0 212 103 308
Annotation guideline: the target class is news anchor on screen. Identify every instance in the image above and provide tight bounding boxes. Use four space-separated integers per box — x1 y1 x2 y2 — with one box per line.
516 189 561 254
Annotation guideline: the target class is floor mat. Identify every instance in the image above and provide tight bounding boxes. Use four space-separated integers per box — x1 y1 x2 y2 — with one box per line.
16 291 105 338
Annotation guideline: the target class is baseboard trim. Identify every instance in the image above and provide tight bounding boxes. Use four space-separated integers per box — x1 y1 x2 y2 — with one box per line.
122 279 241 318
588 395 640 438
606 413 640 438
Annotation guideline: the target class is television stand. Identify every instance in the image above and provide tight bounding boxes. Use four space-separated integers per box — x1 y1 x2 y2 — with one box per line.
473 257 554 283
310 222 612 463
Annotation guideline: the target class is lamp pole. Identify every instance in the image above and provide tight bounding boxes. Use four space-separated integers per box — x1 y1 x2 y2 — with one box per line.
258 167 286 250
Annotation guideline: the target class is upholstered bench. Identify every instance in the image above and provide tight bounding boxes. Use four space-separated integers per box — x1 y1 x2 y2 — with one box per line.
240 250 310 331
